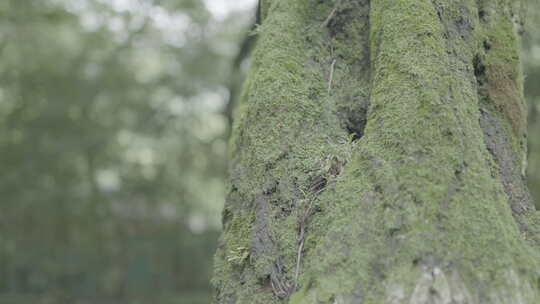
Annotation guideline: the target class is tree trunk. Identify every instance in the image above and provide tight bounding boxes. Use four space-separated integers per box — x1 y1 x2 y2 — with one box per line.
213 0 540 303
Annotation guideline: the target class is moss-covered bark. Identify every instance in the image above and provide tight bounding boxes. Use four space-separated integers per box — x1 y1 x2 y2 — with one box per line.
213 0 540 303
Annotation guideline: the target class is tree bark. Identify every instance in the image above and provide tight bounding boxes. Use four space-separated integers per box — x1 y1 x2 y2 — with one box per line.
213 0 540 303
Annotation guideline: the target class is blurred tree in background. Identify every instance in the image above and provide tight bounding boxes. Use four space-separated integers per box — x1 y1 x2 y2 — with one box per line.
0 0 253 303
0 0 537 303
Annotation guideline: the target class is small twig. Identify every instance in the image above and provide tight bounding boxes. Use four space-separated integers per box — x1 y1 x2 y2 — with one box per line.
293 187 326 290
328 59 337 94
321 0 341 28
321 6 337 28
271 273 289 298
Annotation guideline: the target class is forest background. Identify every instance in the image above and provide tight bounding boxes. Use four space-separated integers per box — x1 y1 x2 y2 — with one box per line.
0 0 538 303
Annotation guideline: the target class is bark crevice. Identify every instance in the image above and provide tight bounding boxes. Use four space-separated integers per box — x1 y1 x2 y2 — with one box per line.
322 0 371 143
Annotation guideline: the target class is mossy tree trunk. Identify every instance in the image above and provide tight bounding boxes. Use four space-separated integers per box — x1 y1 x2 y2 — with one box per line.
213 0 540 303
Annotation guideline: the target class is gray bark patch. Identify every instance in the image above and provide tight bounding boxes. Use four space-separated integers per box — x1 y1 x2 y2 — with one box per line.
387 268 474 304
479 106 534 216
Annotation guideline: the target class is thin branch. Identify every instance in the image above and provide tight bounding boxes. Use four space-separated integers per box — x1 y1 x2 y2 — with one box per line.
294 240 304 289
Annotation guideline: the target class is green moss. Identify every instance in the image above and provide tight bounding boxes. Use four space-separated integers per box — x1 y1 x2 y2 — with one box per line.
223 211 253 265
214 0 357 302
291 0 540 302
214 0 540 303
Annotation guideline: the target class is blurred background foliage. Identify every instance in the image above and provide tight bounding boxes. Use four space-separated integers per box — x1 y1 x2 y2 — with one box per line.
0 0 537 303
0 0 254 303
